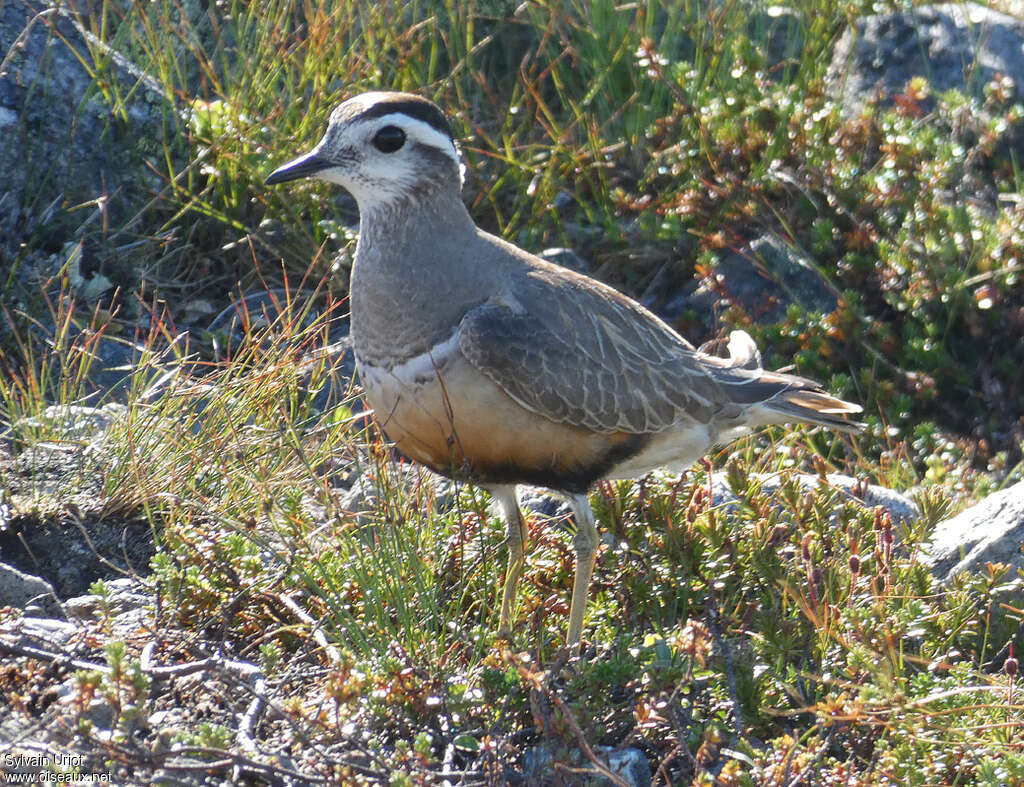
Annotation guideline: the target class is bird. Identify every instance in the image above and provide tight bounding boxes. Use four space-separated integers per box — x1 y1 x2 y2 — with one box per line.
265 91 862 647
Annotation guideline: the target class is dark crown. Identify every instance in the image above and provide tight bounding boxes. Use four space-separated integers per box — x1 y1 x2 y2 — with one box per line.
347 93 454 141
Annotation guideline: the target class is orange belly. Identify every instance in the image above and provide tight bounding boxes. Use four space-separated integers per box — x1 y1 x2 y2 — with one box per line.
360 356 647 491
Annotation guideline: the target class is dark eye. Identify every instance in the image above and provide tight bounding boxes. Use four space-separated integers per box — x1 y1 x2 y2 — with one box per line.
372 125 406 153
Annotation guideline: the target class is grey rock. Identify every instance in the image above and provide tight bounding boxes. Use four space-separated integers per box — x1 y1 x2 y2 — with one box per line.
64 577 150 621
206 290 350 349
711 471 919 526
539 247 591 275
0 561 61 614
552 190 575 211
600 746 652 787
523 744 651 786
521 744 560 784
76 336 146 399
146 709 186 728
56 689 117 732
518 487 594 541
923 480 1024 583
672 235 838 327
60 580 152 644
204 289 356 412
15 404 127 442
0 0 183 264
518 487 572 522
829 4 1024 117
11 616 78 645
5 441 108 504
338 464 460 521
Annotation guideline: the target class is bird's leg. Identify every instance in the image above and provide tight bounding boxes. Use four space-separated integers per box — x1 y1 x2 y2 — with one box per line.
489 486 527 638
566 493 598 647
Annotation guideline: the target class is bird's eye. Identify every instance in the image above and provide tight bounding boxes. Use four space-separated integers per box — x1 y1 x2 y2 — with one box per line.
372 125 406 153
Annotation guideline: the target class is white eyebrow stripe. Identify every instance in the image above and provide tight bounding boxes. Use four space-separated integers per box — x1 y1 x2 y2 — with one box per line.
361 113 460 167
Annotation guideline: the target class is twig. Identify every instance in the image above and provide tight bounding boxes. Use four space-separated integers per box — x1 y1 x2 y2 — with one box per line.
234 676 268 781
1 632 267 687
442 741 456 780
666 671 699 770
652 744 681 786
278 592 343 665
0 8 57 76
237 677 267 753
507 649 629 786
0 636 110 673
104 742 329 783
2 629 396 783
548 690 631 787
147 654 262 681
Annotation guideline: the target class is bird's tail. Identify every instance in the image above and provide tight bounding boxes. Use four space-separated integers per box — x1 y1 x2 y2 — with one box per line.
761 386 864 433
700 331 864 434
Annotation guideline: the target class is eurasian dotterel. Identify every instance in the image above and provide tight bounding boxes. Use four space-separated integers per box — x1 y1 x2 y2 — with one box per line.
265 91 862 646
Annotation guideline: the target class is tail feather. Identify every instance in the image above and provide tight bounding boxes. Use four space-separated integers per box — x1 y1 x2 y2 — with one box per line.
700 330 864 434
766 389 864 433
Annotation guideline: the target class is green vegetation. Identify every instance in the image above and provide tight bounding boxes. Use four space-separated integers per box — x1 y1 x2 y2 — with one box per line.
1 0 1023 783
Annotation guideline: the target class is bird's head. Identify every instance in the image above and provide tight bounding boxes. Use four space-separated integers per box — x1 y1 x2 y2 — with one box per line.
265 91 463 211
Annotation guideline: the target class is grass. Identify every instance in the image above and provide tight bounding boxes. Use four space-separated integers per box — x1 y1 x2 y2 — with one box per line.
1 0 1024 783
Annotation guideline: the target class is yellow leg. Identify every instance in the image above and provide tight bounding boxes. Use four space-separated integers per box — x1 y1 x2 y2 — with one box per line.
566 494 598 647
490 486 527 637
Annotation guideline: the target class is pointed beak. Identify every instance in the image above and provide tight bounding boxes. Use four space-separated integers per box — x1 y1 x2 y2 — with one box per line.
265 149 332 185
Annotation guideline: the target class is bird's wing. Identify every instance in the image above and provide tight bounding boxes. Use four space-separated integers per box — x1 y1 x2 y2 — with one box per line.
457 266 726 434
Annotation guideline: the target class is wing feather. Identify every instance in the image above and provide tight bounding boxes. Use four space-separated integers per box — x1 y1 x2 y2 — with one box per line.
457 269 722 434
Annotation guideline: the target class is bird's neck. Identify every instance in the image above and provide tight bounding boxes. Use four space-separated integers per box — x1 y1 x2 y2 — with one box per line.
350 188 487 367
356 185 475 251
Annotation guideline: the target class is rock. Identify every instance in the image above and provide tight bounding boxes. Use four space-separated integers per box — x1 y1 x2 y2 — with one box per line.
8 616 78 645
711 471 920 527
923 480 1024 583
338 464 460 522
76 336 146 399
64 577 150 622
668 235 838 328
552 190 575 211
0 502 154 599
0 1 183 266
828 4 1024 117
0 562 62 614
518 487 573 522
522 744 651 786
5 440 108 504
16 404 127 442
203 289 356 413
56 683 117 732
205 290 350 351
540 248 591 275
599 746 652 787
